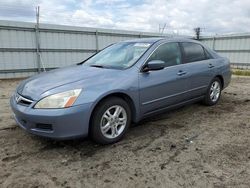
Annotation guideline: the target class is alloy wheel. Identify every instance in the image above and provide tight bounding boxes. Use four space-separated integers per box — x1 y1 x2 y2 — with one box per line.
210 81 221 102
100 105 127 139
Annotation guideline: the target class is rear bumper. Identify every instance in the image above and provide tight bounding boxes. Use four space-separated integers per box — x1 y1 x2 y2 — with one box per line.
10 95 93 140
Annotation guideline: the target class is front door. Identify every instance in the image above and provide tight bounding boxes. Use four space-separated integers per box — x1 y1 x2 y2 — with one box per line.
139 42 189 115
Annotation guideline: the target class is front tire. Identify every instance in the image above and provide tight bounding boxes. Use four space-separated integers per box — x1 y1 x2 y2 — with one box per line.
203 77 222 106
90 97 131 144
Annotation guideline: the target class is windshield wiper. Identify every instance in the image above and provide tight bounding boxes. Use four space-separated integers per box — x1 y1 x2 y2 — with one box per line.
90 64 104 68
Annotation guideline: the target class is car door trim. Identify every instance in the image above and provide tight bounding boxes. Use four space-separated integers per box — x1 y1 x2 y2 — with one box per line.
142 85 207 105
143 96 204 116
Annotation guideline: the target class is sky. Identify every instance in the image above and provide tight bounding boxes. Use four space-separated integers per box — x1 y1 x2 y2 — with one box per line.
0 0 250 36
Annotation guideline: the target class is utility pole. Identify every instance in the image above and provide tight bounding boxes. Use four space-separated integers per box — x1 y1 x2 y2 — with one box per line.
159 23 167 34
161 23 166 34
35 6 41 73
194 27 201 40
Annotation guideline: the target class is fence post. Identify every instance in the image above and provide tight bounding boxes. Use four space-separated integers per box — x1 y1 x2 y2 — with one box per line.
35 6 41 73
212 37 216 50
95 30 99 52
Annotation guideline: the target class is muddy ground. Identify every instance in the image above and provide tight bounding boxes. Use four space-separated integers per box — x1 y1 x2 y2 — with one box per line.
0 76 249 188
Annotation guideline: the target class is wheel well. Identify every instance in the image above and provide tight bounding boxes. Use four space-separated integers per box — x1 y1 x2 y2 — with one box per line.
90 93 137 124
215 75 224 89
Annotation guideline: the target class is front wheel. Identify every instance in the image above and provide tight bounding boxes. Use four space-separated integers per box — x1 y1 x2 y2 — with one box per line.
90 97 131 144
203 77 222 106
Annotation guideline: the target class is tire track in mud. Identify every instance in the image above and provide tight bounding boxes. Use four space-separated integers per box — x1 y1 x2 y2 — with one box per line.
1 154 22 162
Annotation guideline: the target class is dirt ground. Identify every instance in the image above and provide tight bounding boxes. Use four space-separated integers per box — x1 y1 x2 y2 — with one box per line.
0 76 249 188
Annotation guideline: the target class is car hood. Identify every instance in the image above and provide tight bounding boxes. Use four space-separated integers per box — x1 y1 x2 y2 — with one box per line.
17 65 124 100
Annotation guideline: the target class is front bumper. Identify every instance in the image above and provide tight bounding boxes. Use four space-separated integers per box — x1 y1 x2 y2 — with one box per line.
10 95 93 140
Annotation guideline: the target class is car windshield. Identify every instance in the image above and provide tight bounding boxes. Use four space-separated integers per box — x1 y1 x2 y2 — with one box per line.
83 42 152 69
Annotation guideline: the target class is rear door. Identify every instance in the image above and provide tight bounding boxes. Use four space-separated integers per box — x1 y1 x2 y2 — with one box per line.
139 42 189 115
180 42 215 99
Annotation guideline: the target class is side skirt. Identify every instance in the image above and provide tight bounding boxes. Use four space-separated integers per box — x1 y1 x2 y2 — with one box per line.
141 96 204 119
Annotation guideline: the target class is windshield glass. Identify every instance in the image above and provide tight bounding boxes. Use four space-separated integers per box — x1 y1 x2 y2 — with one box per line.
83 42 152 69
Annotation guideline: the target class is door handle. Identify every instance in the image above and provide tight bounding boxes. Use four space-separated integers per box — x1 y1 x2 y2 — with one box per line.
208 64 215 68
177 70 187 76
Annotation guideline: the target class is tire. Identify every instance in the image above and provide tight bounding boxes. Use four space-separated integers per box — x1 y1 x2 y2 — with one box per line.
203 77 222 106
90 97 131 144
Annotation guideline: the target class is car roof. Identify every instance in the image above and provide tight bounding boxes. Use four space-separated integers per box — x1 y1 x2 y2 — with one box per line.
123 37 164 43
123 37 199 44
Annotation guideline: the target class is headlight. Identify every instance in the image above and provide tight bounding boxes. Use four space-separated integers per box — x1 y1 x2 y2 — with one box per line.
34 89 82 109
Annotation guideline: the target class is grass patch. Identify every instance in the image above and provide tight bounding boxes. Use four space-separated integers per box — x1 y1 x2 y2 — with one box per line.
232 69 250 76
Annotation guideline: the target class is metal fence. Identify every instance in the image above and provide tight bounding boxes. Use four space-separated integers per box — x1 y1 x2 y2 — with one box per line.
201 34 250 70
1 20 250 79
0 20 172 79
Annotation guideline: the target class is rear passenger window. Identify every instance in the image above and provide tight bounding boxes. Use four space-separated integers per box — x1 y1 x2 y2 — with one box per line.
147 42 182 67
182 42 206 63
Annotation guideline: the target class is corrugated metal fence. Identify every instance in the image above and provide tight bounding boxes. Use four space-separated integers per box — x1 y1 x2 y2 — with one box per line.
201 34 250 69
0 20 171 79
1 20 250 79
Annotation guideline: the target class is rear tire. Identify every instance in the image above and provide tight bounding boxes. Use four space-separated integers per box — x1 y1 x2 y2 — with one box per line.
203 77 222 106
90 97 131 144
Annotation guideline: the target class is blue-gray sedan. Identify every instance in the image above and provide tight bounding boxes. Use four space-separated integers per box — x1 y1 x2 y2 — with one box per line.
10 38 231 144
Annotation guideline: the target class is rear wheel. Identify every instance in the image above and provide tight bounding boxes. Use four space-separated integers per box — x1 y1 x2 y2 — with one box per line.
203 77 222 106
90 97 131 144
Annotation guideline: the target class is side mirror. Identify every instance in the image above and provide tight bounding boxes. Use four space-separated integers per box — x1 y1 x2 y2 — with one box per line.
142 60 165 72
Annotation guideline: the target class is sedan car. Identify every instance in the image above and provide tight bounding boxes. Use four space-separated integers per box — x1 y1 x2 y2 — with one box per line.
10 38 231 144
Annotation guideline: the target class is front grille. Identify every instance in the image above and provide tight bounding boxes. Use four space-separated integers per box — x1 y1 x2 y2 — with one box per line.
15 93 33 106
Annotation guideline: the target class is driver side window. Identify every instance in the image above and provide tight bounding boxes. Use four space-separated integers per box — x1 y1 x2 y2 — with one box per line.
147 42 182 67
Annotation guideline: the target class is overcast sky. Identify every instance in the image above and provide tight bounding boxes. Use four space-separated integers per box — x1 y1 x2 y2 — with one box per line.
0 0 250 36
